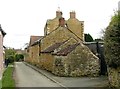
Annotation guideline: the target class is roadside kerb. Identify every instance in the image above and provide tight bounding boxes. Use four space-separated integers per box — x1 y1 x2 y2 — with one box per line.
24 62 68 89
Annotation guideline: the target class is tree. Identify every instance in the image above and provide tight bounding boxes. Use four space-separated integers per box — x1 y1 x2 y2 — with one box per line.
104 11 120 87
15 54 24 62
5 48 16 63
84 33 94 42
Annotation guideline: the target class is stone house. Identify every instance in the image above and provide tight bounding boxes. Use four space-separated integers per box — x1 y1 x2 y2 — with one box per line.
0 24 6 79
25 10 100 77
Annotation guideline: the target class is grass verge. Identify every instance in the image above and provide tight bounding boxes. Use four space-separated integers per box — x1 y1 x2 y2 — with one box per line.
0 80 1 88
2 64 15 89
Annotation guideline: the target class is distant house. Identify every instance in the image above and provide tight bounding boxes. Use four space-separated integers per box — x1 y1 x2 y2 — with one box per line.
15 49 25 54
0 24 6 79
25 36 43 64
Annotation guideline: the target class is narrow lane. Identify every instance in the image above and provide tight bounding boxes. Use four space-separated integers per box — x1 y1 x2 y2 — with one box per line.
14 62 61 87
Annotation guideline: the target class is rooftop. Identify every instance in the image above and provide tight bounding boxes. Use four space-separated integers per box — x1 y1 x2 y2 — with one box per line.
29 36 43 46
54 43 80 56
41 40 67 53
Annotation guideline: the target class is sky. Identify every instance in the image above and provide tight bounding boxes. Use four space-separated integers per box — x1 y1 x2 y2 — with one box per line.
0 0 119 49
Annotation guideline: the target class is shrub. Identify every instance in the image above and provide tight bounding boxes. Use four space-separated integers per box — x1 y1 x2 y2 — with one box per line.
104 11 120 68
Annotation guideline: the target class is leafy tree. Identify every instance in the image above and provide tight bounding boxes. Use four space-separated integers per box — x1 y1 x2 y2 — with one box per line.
5 48 16 63
104 11 120 68
84 33 94 42
5 48 16 59
104 11 120 87
15 54 24 62
14 54 20 62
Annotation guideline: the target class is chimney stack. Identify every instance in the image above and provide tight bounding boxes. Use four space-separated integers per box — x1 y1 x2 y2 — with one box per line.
56 11 62 18
59 17 65 27
70 11 76 18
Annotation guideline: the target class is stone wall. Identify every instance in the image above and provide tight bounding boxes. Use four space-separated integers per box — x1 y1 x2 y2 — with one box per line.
107 67 120 87
44 18 59 35
67 19 84 41
24 48 30 62
39 53 54 71
31 44 40 65
26 44 40 65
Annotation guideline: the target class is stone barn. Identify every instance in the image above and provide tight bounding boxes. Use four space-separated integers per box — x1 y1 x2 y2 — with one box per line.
52 43 100 77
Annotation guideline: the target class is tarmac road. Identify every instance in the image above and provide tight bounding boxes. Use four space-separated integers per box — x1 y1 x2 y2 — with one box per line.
14 62 108 88
14 62 62 87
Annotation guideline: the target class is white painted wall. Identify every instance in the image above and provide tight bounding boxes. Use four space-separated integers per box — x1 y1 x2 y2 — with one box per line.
0 31 3 80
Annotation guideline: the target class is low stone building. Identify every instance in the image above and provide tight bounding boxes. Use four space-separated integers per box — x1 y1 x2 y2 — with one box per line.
40 40 100 77
52 43 100 77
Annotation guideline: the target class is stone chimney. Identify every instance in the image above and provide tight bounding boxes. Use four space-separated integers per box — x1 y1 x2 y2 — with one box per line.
70 11 76 18
59 17 65 27
56 11 62 18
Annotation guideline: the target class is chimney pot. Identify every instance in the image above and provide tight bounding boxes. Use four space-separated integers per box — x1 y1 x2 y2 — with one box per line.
56 11 62 18
59 17 65 27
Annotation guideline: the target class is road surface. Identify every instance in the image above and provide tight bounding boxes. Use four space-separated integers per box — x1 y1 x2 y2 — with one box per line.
14 62 108 88
14 62 62 87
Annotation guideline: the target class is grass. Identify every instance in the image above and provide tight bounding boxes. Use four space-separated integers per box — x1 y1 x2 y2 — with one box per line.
2 64 15 89
0 80 1 89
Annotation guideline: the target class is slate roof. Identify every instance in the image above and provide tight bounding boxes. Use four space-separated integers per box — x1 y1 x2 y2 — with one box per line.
29 36 43 46
54 43 80 56
0 24 6 36
41 40 67 53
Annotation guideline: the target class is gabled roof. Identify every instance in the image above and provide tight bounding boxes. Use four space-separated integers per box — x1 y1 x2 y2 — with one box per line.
29 36 43 46
41 40 67 53
54 43 80 56
0 24 6 36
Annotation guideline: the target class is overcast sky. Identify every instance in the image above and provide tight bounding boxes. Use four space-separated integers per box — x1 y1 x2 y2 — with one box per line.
0 0 119 49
